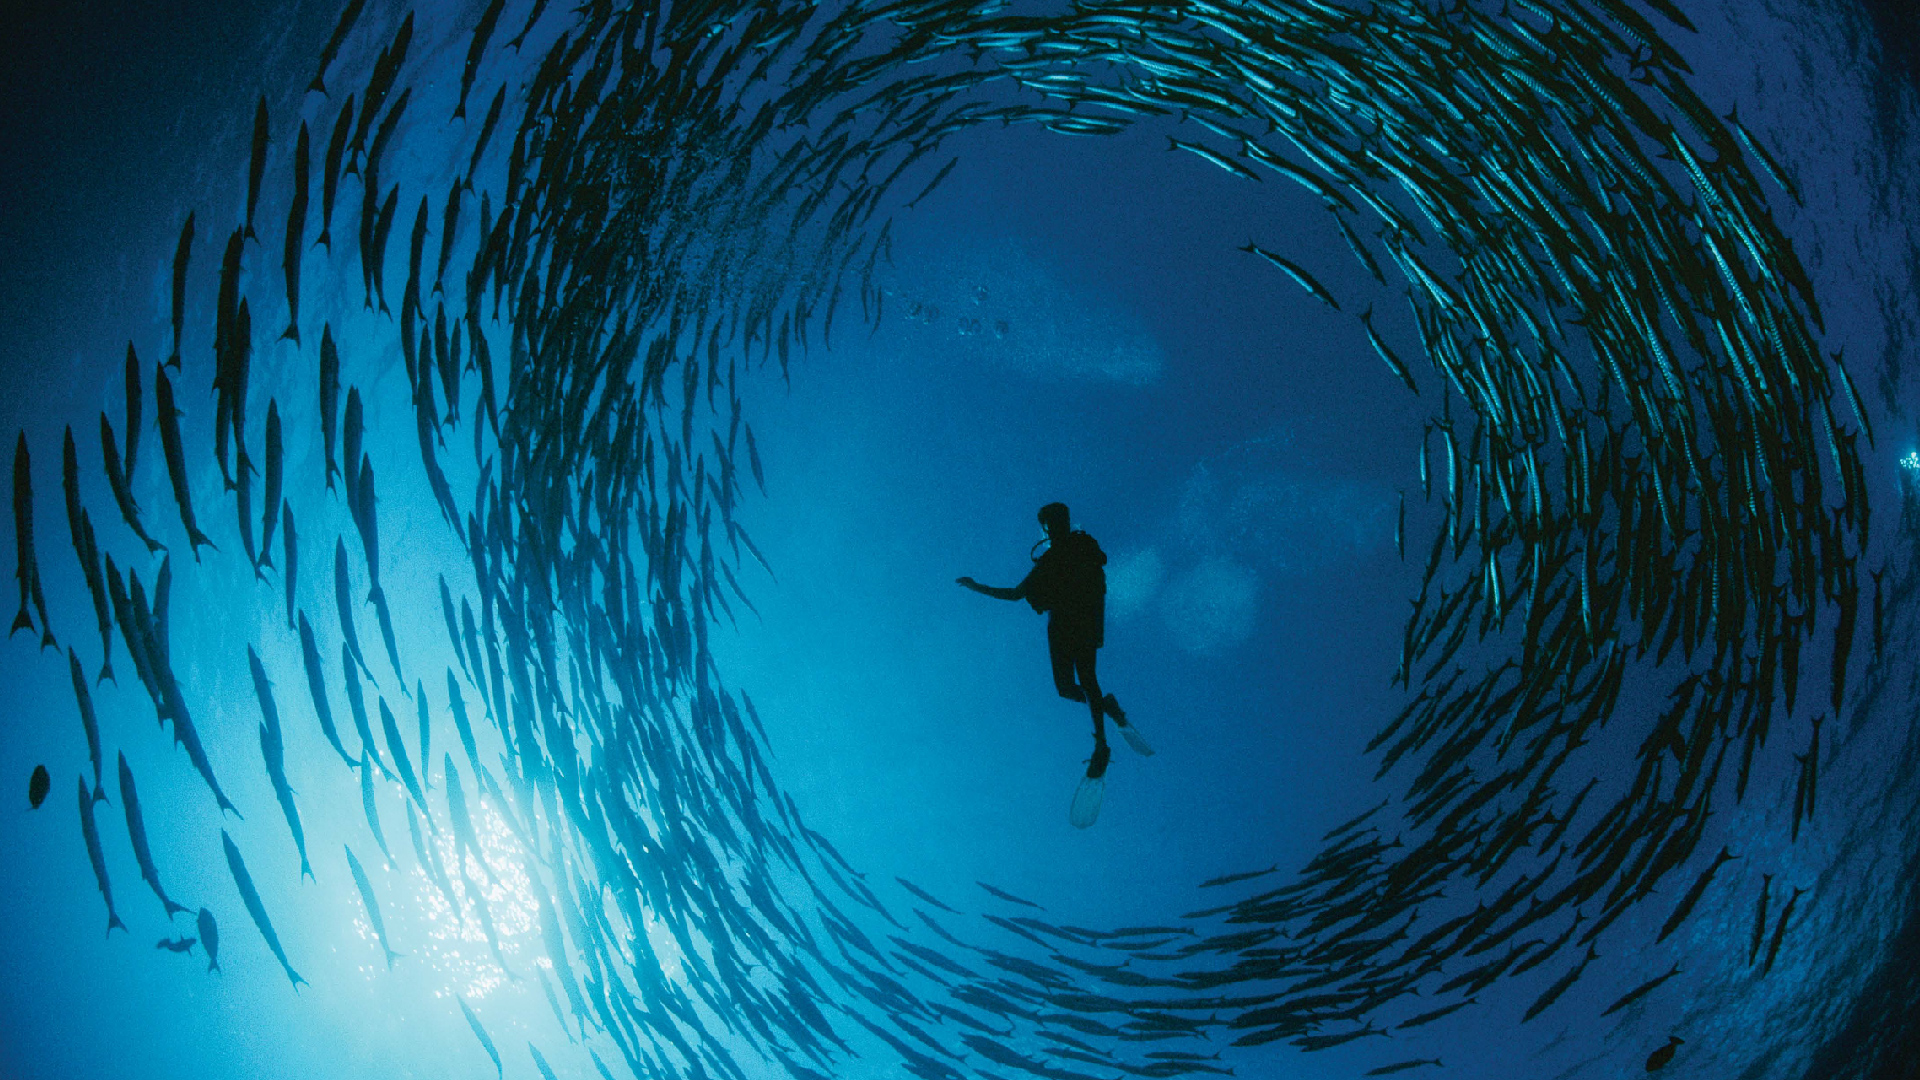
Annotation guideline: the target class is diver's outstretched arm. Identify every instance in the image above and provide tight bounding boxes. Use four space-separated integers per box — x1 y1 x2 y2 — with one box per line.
956 576 1023 601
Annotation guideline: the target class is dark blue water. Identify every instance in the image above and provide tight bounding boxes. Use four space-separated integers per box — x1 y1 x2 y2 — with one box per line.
3 1 1918 1078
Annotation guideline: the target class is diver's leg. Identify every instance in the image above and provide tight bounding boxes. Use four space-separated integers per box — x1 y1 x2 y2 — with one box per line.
1048 622 1085 702
1078 648 1110 777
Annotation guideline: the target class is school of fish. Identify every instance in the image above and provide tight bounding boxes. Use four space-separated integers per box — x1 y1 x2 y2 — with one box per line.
5 0 1880 1076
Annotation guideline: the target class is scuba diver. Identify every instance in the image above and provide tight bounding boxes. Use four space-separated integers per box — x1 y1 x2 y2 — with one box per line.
958 502 1152 828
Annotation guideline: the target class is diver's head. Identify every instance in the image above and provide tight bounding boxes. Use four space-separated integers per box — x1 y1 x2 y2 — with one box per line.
1037 502 1071 540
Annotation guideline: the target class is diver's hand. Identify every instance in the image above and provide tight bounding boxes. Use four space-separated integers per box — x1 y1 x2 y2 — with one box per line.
956 576 978 590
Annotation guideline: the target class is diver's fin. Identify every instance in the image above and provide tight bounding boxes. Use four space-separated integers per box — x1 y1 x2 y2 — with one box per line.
1117 718 1154 757
1070 775 1106 829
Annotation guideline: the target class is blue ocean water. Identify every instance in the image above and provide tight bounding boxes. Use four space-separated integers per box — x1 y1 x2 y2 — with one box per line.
1 0 1917 1078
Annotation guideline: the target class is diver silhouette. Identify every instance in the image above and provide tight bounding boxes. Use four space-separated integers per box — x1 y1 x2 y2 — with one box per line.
958 502 1152 828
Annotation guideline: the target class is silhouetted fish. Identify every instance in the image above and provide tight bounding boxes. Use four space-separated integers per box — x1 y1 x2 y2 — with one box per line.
78 776 126 936
1646 1035 1682 1071
168 213 192 369
281 124 309 346
458 995 504 1079
28 764 49 809
245 96 268 242
260 402 283 566
118 752 191 918
196 907 220 973
308 0 366 95
344 843 400 968
153 365 215 557
220 830 305 988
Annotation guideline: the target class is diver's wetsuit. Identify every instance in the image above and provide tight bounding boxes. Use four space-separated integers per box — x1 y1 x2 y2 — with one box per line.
1022 529 1108 710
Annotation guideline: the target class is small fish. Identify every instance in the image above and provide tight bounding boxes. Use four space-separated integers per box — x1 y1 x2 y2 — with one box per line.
12 431 48 644
465 86 507 188
380 696 428 812
221 830 306 988
100 414 163 554
415 681 433 789
342 386 363 507
371 184 399 314
119 752 191 918
1199 865 1281 889
1366 1060 1442 1076
260 402 283 566
68 649 105 802
1601 962 1681 1017
1762 886 1804 975
155 935 197 954
1243 240 1340 310
976 882 1043 909
297 614 359 769
435 187 462 294
458 995 504 1079
336 539 375 681
154 365 215 557
1657 846 1735 943
282 503 297 630
447 668 480 774
28 764 49 808
1646 1035 1683 1072
78 776 127 936
1522 945 1596 1023
197 906 220 972
345 843 401 968
344 640 389 779
1360 305 1418 394
169 213 193 368
122 344 143 478
906 155 961 210
234 449 261 576
1168 135 1261 182
457 0 507 121
352 457 379 589
319 97 352 250
281 124 310 346
530 1043 560 1080
373 585 406 687
1749 874 1771 964
309 0 367 95
245 96 268 242
506 0 548 49
358 740 393 868
253 647 313 881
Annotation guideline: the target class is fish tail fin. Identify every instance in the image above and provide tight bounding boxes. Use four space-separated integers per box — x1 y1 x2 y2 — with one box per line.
244 224 258 244
308 76 326 96
453 100 467 121
166 348 182 371
290 969 309 991
378 295 391 317
98 658 115 685
108 913 127 936
11 607 33 636
301 859 315 883
165 899 191 918
208 957 221 973
315 229 331 252
219 794 243 820
92 781 108 806
40 628 56 651
281 323 300 347
188 529 217 559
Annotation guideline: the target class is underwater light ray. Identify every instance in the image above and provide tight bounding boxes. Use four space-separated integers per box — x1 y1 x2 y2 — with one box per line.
4 0 1892 1076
